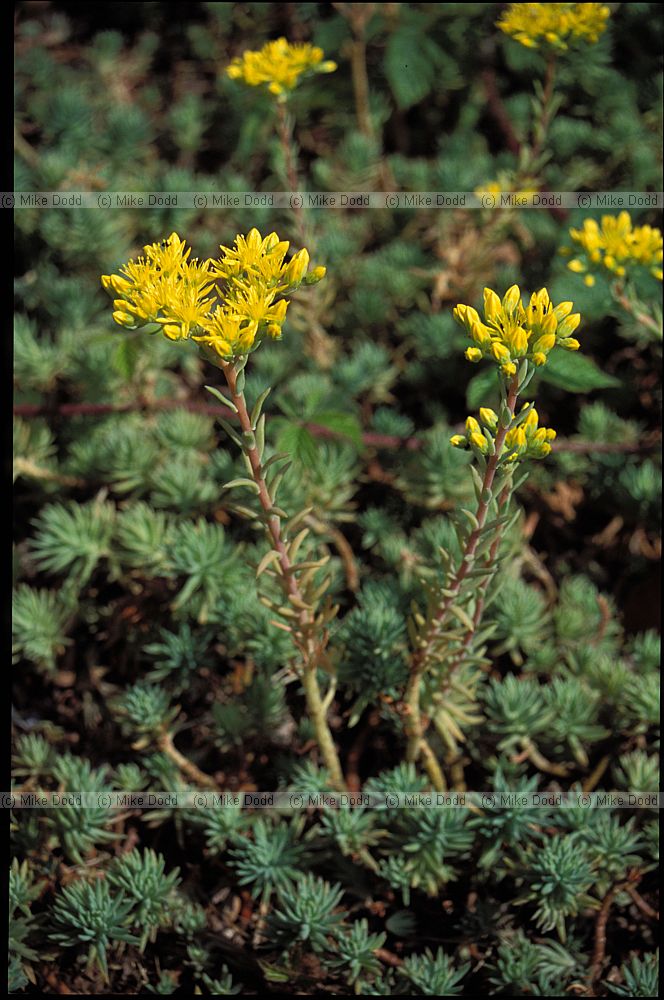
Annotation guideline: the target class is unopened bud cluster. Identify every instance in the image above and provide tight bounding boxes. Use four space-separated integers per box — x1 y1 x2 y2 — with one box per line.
453 285 581 379
452 405 556 462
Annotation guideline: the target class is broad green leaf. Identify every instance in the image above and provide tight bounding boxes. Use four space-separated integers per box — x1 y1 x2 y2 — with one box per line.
384 28 439 110
539 351 619 392
310 410 363 450
112 336 140 380
276 423 319 469
466 367 499 409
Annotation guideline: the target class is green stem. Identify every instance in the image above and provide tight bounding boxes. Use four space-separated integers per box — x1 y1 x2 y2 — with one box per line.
613 284 663 337
530 55 556 163
350 34 373 139
156 730 218 789
405 374 521 768
222 361 346 791
419 738 447 792
276 99 307 244
301 665 345 790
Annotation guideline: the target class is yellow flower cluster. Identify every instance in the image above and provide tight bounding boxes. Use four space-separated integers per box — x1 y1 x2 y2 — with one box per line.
497 3 610 50
451 405 556 461
102 230 325 360
474 177 539 204
226 37 336 97
563 212 663 286
453 286 581 378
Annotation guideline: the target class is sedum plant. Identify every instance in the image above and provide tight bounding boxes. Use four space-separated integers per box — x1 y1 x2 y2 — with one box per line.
48 879 138 982
404 284 580 788
102 228 344 785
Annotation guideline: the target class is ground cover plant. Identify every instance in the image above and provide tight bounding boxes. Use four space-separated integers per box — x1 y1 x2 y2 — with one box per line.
12 2 662 995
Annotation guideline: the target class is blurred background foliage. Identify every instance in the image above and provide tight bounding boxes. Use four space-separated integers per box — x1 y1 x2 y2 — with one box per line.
12 2 662 995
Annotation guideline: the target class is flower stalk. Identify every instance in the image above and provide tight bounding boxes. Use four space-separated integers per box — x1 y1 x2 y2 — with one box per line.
221 359 346 791
275 99 307 242
403 281 574 785
404 374 521 773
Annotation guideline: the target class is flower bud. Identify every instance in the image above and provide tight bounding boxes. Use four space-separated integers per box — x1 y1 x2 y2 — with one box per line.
553 301 573 321
112 310 136 328
491 342 511 363
532 333 556 355
557 313 581 337
469 431 489 454
523 408 539 431
502 284 521 314
479 407 499 432
541 311 557 337
483 287 502 323
455 304 480 330
465 347 483 363
161 323 183 340
304 265 327 285
470 321 492 347
102 274 131 296
270 299 288 322
509 326 529 357
567 259 586 273
505 426 526 453
283 248 310 286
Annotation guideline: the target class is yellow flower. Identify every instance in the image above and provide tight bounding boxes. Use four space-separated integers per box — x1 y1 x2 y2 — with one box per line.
453 284 583 375
474 177 539 203
497 3 610 51
226 37 336 97
191 308 255 360
491 342 512 365
450 412 493 455
101 233 214 335
102 229 325 361
505 405 556 461
563 213 663 283
211 229 320 299
212 229 289 283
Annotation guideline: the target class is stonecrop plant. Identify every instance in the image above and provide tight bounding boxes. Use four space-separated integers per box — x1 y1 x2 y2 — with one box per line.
403 285 579 787
102 229 349 787
102 236 590 804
